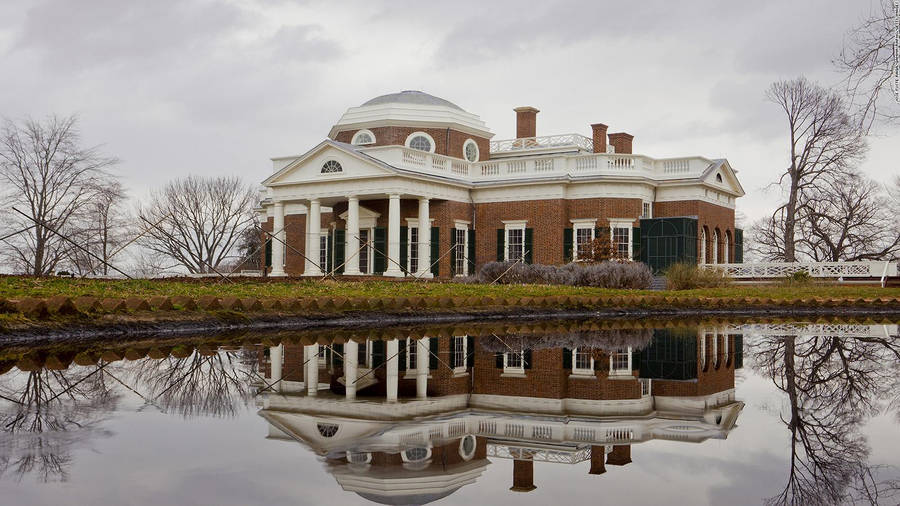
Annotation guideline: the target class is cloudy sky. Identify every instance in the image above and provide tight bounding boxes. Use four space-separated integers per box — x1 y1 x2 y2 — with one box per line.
1 0 897 222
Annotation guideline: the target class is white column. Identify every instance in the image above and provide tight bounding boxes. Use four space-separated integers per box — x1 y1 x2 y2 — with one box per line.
344 196 361 275
417 198 433 278
384 194 403 277
304 199 323 276
270 202 286 276
416 337 429 399
306 344 319 396
345 340 358 400
386 338 399 402
303 345 310 386
270 344 283 392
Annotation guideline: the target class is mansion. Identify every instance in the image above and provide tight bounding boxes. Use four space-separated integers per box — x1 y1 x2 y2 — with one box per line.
258 91 745 277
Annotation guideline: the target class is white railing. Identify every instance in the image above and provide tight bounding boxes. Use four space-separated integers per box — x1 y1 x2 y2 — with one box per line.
704 261 897 280
487 444 592 465
490 133 594 153
728 323 899 338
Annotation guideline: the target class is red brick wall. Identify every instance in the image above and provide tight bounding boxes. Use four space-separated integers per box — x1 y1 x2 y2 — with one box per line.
653 200 736 262
333 126 490 162
260 211 335 276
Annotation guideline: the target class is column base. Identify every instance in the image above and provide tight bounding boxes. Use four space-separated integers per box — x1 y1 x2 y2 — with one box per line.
413 272 434 279
383 269 404 277
269 270 287 277
342 271 363 276
301 270 323 277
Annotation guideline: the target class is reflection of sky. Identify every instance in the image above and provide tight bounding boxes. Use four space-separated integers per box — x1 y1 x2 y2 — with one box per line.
2 347 899 505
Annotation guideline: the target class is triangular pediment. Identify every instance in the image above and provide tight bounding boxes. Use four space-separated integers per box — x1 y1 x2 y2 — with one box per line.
263 140 398 186
702 159 744 197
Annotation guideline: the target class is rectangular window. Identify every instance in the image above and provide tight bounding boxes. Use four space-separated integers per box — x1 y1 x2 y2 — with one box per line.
573 348 593 374
642 202 652 219
407 338 417 370
409 227 419 274
610 348 631 376
453 336 467 371
319 235 328 271
575 227 594 261
504 351 524 373
612 227 630 259
507 228 524 262
358 229 370 274
455 228 467 276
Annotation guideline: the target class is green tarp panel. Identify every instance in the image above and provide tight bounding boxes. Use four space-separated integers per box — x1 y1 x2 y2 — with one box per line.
450 229 458 277
524 228 533 264
430 227 440 276
400 226 408 274
334 229 346 274
264 239 272 269
398 339 407 372
496 229 504 261
374 227 386 274
734 228 743 263
632 227 641 260
467 229 476 275
429 338 439 370
638 329 698 380
639 217 699 274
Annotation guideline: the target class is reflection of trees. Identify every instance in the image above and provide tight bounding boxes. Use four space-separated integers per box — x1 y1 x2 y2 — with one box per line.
0 365 118 483
750 331 900 505
128 348 258 418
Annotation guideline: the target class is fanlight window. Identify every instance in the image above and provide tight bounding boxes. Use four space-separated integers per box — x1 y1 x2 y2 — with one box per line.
321 160 342 173
317 423 339 438
352 130 375 145
409 135 432 152
404 447 430 462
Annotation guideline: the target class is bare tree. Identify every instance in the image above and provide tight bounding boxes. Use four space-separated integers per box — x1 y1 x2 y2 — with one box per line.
799 171 900 261
139 175 256 274
0 115 117 275
765 78 868 261
836 0 900 130
64 180 131 276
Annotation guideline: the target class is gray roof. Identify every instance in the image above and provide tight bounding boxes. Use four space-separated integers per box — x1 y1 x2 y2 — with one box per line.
361 90 463 111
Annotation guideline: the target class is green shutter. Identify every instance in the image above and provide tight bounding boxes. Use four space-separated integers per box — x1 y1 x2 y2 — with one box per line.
632 227 641 260
467 229 476 274
734 229 743 263
495 352 504 368
450 228 458 277
430 227 440 276
449 338 458 368
524 228 533 264
371 340 385 368
264 238 272 269
398 339 407 372
334 230 345 274
632 349 641 371
563 228 573 263
400 226 408 273
562 348 572 369
374 227 386 274
466 336 475 368
326 232 333 273
429 337 439 370
524 349 533 369
497 229 505 261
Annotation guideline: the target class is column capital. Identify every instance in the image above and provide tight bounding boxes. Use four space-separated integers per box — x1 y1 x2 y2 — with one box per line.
309 198 320 205
273 200 285 208
418 196 430 202
348 195 359 202
388 193 401 199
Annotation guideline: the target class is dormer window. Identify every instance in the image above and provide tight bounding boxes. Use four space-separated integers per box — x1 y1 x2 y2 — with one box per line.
321 160 342 173
351 129 375 145
406 132 435 153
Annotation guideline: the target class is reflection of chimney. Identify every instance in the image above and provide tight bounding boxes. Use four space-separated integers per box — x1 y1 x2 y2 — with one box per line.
590 124 608 153
514 107 539 139
510 460 537 492
608 132 634 154
606 445 632 466
589 445 607 475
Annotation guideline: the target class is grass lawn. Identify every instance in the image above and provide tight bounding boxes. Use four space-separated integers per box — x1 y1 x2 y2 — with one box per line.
1 275 899 301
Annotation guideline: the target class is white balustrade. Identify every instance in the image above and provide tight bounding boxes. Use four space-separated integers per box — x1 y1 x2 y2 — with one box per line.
704 261 897 280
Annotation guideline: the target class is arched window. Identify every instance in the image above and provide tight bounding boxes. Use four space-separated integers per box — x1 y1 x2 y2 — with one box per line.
700 227 707 264
321 160 342 173
405 132 435 153
463 139 479 162
317 423 339 438
351 129 375 145
712 230 719 264
716 173 723 183
402 447 432 463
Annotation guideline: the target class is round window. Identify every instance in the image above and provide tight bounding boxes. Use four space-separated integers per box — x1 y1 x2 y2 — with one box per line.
459 435 477 460
463 140 478 162
409 135 432 152
404 447 430 462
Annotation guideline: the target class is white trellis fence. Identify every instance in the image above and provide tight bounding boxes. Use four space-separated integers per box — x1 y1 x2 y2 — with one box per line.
701 261 897 286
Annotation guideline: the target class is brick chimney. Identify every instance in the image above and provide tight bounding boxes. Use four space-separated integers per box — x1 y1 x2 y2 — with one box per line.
514 106 539 139
510 459 537 492
591 123 608 153
589 445 607 475
608 132 634 155
605 445 632 466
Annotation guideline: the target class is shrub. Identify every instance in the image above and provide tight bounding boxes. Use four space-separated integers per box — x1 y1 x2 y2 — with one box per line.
781 270 813 285
475 261 652 289
665 263 731 290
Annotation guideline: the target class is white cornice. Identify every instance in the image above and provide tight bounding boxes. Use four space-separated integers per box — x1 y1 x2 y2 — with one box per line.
329 103 493 139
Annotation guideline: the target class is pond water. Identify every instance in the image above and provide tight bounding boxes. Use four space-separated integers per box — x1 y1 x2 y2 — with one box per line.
1 319 898 505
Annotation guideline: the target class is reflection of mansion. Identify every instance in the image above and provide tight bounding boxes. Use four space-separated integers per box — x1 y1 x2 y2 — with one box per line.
257 327 744 503
257 90 745 277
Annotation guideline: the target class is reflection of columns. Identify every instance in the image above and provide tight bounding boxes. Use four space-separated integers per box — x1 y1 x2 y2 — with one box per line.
606 445 632 466
306 345 319 396
345 340 358 400
386 338 399 402
416 337 429 399
510 460 537 492
271 202 286 276
304 200 323 276
344 197 361 275
384 194 403 277
303 345 310 385
589 445 606 475
417 198 432 278
270 344 283 392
